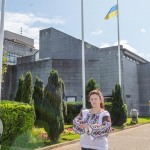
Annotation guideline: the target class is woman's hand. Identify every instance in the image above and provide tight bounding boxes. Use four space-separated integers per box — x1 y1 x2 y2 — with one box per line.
81 124 89 129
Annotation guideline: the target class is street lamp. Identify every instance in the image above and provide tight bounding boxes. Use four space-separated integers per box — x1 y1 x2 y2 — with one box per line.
81 0 86 109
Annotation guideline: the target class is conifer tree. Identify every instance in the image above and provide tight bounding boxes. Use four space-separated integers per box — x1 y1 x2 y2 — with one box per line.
15 75 24 102
42 69 64 141
85 78 98 108
110 83 128 126
21 72 33 103
33 77 44 121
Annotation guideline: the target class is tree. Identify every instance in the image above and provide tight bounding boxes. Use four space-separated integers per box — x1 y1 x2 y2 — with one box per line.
85 78 98 108
33 77 44 122
42 69 64 141
21 72 33 104
110 83 128 126
15 75 24 102
2 51 8 76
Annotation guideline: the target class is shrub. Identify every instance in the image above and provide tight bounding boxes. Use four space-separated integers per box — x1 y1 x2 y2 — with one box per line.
104 102 112 112
85 78 98 108
33 77 44 123
42 69 64 141
64 102 82 124
64 101 112 124
15 75 24 102
21 72 33 104
110 83 128 126
0 100 34 147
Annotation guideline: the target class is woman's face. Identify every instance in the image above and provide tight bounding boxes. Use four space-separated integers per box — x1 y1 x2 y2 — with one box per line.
89 94 101 108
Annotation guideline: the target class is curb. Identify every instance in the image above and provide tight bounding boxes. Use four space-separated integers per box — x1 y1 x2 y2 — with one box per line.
35 139 79 150
112 122 150 133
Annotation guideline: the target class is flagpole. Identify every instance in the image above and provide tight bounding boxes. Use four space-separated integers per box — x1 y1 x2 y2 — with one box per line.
117 0 121 86
81 0 86 109
0 0 6 101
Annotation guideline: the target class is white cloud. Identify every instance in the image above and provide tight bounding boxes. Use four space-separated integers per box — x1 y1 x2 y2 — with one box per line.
114 40 138 54
91 29 103 36
100 43 110 48
114 40 150 61
141 28 146 33
3 12 66 49
100 40 150 61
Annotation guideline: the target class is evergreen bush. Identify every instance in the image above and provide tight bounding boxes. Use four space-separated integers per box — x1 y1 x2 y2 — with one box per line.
15 75 24 102
42 69 64 141
110 83 128 126
33 77 44 123
85 78 98 108
21 72 33 104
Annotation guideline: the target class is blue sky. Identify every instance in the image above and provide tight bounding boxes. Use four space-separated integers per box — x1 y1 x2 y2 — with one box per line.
1 0 150 60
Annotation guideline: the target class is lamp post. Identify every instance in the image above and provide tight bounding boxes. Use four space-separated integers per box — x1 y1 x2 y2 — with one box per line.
0 0 6 100
81 0 86 109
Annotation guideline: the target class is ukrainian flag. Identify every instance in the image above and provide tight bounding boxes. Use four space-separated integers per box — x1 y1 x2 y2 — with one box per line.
104 4 118 20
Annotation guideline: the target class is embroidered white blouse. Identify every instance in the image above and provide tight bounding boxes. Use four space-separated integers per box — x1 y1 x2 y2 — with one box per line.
73 109 111 150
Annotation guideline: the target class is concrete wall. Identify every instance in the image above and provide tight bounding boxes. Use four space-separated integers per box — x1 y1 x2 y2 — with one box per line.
4 40 37 57
2 65 17 100
52 59 100 101
97 47 119 96
39 28 82 59
122 56 140 113
138 63 150 115
4 30 34 47
39 27 121 97
2 59 52 100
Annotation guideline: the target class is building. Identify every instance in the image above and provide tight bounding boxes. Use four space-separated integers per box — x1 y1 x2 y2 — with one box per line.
2 28 150 116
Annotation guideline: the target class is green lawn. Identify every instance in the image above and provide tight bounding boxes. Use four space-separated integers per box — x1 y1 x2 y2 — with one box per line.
112 117 150 131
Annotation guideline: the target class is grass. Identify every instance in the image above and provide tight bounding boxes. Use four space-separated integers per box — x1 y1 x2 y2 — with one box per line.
112 117 150 131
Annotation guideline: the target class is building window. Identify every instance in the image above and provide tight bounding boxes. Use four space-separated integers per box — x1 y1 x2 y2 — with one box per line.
29 48 33 52
6 52 20 64
66 96 76 102
126 95 131 98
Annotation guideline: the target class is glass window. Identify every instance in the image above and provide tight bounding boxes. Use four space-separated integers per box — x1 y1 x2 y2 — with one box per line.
66 96 76 102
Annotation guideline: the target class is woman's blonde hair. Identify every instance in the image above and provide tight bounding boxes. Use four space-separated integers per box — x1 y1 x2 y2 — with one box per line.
88 89 104 109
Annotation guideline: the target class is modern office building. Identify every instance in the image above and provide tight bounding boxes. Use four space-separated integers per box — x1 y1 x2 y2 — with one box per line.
2 28 150 116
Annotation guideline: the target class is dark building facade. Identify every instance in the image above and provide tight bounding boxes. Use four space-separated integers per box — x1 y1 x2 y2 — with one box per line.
2 28 150 116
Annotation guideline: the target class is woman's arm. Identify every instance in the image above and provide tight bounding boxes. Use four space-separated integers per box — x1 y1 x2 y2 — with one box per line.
72 112 86 135
89 115 111 140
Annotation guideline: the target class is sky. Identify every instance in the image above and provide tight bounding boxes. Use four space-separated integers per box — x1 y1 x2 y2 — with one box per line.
1 0 150 61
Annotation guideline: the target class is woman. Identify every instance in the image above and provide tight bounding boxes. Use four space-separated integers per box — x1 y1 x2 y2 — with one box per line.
73 89 111 150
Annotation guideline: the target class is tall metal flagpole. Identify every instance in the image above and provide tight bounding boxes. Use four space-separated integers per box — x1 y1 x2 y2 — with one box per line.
0 0 6 101
117 0 121 86
81 0 86 109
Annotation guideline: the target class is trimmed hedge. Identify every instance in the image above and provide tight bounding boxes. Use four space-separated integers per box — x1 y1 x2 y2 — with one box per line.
0 100 34 147
64 102 82 124
64 101 112 124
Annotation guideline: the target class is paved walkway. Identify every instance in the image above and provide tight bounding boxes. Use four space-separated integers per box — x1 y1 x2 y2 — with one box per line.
52 124 150 150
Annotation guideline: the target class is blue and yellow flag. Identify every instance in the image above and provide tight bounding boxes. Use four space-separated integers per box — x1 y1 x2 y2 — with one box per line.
104 4 118 20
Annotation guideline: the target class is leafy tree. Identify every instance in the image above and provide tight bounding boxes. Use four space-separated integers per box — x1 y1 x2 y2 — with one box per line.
42 69 64 141
2 51 8 76
33 77 44 122
85 78 98 108
110 83 128 126
15 75 24 102
21 72 33 104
